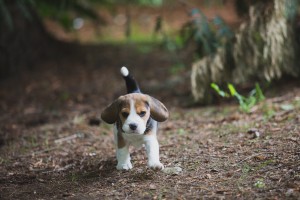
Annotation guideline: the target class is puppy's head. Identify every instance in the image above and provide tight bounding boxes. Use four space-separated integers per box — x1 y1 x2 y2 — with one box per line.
101 93 169 134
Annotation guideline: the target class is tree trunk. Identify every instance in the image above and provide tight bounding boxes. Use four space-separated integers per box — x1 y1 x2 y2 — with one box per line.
191 0 299 103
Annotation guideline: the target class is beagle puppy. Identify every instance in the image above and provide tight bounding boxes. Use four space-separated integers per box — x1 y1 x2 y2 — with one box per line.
101 67 169 170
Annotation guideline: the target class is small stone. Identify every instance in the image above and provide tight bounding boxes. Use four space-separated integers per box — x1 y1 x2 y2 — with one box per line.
247 128 262 139
205 174 212 179
149 184 156 190
207 139 213 144
211 168 219 173
286 188 294 197
162 166 182 175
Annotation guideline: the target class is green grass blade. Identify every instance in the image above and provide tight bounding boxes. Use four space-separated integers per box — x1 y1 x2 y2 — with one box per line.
227 83 237 96
211 83 229 97
255 83 265 102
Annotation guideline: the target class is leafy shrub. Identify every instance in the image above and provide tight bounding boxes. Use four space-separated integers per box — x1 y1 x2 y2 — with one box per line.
180 8 233 58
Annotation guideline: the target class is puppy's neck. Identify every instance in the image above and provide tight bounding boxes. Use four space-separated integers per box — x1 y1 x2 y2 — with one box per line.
144 117 154 135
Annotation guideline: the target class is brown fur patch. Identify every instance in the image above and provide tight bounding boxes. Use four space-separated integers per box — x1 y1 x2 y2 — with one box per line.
134 98 150 122
117 131 126 148
144 128 153 136
116 119 126 148
119 99 130 123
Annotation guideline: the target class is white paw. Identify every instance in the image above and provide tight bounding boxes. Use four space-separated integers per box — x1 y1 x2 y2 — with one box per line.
148 161 164 170
116 162 133 170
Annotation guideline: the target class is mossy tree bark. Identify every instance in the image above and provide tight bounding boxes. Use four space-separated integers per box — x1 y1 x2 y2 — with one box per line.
191 0 299 103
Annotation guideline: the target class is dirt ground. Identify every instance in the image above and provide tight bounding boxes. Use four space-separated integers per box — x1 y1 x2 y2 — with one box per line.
0 43 299 199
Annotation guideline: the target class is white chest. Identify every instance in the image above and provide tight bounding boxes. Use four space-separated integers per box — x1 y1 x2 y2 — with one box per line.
122 133 146 148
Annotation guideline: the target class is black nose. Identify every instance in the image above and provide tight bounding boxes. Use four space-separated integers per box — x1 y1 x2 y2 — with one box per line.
129 123 137 130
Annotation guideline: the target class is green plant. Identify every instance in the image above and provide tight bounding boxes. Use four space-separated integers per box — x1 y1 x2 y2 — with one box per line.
254 179 265 188
210 83 230 97
170 63 185 75
179 7 233 58
70 172 79 182
237 164 252 189
242 164 251 174
177 128 186 135
211 83 265 113
262 104 275 120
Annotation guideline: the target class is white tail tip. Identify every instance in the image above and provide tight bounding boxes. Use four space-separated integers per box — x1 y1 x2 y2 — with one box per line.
120 66 129 77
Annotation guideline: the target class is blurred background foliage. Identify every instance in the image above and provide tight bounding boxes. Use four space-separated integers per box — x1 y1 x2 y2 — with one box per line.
0 0 164 30
0 0 299 103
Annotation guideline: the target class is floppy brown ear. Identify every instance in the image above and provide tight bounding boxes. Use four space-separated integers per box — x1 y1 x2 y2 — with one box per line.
101 99 120 124
148 96 169 122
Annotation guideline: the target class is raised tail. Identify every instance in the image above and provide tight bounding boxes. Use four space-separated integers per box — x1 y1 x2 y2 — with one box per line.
120 66 141 94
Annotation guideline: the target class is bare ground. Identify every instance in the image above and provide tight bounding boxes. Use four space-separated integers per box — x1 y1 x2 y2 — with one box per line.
0 44 300 199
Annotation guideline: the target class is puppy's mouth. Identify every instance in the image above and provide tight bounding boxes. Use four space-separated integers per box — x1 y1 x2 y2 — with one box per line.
124 130 141 134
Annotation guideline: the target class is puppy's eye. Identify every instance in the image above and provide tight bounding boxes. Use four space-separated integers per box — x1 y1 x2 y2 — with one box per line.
139 111 146 117
121 112 129 118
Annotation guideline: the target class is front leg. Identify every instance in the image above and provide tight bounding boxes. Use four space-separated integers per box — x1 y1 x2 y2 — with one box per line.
145 137 164 170
116 145 133 170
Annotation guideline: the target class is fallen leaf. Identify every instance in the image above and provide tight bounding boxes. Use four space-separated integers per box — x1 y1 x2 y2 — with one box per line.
205 174 212 179
149 184 156 190
280 104 294 111
254 155 266 161
162 166 182 175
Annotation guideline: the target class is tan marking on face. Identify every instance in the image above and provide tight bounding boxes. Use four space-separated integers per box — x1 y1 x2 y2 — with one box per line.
118 99 130 123
134 98 150 123
116 100 130 148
